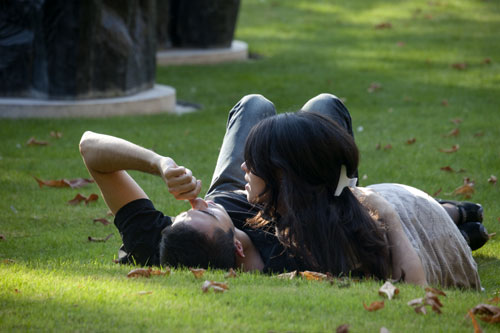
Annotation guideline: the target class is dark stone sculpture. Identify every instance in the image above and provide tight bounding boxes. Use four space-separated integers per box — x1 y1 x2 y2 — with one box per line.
0 0 156 100
167 0 241 49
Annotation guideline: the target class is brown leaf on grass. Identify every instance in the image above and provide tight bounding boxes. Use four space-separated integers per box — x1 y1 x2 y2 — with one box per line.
488 175 497 184
368 82 382 93
363 301 385 312
50 131 63 139
127 268 151 278
0 234 5 241
397 41 405 47
85 193 98 204
453 178 475 199
406 138 416 145
441 99 449 106
375 22 392 29
225 268 238 278
451 118 463 125
68 193 99 205
201 280 229 293
336 324 350 333
68 194 87 205
452 62 467 70
2 259 15 264
190 268 206 278
482 58 492 65
376 143 381 150
440 166 454 172
467 310 483 333
439 144 459 153
474 131 484 137
443 128 460 137
424 293 443 314
34 177 94 189
300 271 328 281
67 178 94 189
471 304 500 323
137 291 153 296
383 144 393 150
425 287 446 297
277 271 298 280
93 218 110 226
378 281 399 300
433 188 442 197
34 177 69 188
26 137 49 146
414 305 427 315
88 233 113 243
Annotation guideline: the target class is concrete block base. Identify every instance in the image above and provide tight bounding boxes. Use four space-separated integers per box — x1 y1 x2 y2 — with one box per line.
157 40 248 65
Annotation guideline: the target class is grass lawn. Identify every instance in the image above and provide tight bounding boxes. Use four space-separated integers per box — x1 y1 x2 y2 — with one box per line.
1 0 499 331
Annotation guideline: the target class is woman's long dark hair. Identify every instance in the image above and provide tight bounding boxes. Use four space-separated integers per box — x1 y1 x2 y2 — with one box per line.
244 111 390 279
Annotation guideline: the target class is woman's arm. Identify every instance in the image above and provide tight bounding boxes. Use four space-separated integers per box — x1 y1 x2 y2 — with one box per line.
79 131 201 214
353 187 427 286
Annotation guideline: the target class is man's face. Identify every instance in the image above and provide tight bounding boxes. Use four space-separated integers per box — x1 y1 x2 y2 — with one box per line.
172 199 235 238
241 162 266 204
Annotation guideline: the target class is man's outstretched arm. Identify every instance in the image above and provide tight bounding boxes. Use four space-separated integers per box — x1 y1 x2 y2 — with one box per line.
79 131 201 215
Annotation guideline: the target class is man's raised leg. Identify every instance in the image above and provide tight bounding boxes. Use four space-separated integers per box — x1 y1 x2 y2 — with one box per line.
206 94 277 195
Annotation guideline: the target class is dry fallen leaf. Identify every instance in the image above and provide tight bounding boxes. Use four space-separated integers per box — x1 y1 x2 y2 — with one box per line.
471 304 500 323
93 218 110 226
439 144 459 153
424 293 443 314
2 259 15 264
277 271 297 280
336 323 350 333
137 291 153 295
300 271 328 281
225 268 238 278
68 194 87 205
85 193 99 204
432 188 442 197
488 175 497 184
127 268 151 278
190 268 206 278
0 234 5 241
450 118 463 125
368 82 382 93
378 281 399 300
441 99 449 106
397 41 405 47
482 58 492 65
453 178 475 199
443 128 460 137
406 138 416 145
468 310 483 333
488 296 500 305
425 287 446 297
364 301 385 312
383 144 393 150
88 233 113 243
375 22 392 29
201 280 229 293
452 62 467 70
34 177 94 189
440 166 454 172
474 131 484 137
26 137 49 146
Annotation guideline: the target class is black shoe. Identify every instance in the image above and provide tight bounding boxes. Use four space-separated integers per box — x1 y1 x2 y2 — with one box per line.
436 199 483 225
458 222 489 251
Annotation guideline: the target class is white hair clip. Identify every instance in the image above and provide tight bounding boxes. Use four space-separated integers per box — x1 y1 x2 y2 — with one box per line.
334 165 357 196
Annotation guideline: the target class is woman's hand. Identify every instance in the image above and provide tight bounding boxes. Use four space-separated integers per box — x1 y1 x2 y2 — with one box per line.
157 156 202 201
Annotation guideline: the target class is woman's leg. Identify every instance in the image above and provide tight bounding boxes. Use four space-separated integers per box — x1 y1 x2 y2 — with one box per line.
206 94 277 195
301 93 355 138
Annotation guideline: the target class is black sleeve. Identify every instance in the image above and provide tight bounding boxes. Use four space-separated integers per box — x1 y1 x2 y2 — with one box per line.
114 198 172 266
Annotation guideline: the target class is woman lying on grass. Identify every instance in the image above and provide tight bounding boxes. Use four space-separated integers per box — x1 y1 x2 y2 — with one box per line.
80 94 486 289
241 104 485 289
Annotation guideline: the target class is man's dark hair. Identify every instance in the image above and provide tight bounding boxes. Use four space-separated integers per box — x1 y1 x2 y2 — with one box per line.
159 223 236 269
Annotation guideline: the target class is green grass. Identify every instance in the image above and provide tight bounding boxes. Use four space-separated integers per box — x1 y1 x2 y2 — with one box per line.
1 0 499 331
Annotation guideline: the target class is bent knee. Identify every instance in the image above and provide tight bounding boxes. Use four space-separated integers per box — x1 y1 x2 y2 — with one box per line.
239 94 276 118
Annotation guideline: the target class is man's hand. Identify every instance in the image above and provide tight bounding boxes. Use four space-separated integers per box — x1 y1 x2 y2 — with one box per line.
157 156 202 201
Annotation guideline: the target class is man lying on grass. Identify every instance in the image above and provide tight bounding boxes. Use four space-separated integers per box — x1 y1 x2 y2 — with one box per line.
80 94 485 289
